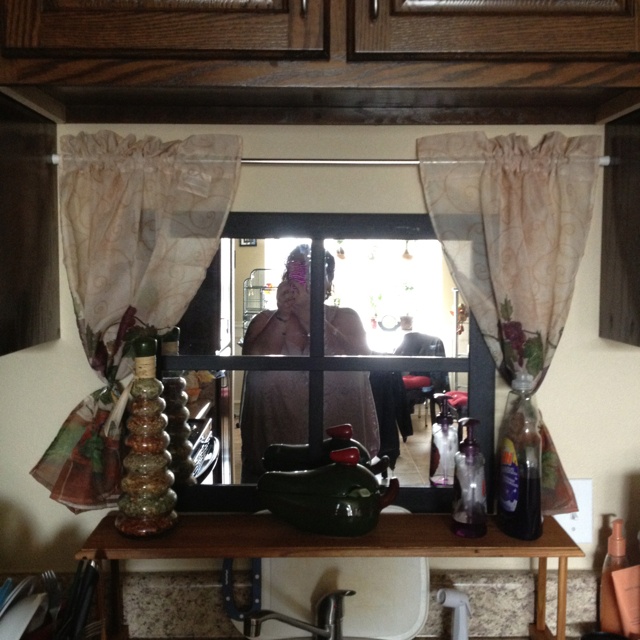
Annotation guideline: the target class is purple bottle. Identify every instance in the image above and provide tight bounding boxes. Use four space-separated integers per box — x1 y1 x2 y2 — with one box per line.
452 418 487 538
497 373 543 541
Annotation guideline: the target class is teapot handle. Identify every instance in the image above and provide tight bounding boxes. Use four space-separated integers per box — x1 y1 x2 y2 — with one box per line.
379 477 400 510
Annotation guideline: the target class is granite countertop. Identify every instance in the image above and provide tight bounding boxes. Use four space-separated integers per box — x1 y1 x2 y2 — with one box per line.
120 569 597 639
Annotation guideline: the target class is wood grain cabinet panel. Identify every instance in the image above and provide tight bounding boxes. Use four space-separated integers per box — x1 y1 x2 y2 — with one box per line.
0 93 58 356
2 0 327 59
600 113 640 346
349 0 639 58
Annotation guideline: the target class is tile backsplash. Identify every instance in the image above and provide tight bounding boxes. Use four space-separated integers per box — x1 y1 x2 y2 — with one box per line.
122 569 597 639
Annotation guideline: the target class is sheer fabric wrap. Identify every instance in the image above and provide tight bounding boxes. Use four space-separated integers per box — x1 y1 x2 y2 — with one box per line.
31 130 242 512
417 131 601 515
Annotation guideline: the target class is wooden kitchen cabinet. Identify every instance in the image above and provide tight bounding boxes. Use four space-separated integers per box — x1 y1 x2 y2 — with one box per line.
0 92 58 356
1 0 327 59
2 0 640 125
600 111 640 346
348 0 639 59
4 0 637 62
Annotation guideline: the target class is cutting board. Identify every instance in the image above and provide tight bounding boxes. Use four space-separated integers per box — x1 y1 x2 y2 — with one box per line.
232 509 429 640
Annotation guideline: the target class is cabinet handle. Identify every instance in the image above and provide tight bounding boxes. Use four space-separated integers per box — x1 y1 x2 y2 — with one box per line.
301 0 307 17
370 0 379 20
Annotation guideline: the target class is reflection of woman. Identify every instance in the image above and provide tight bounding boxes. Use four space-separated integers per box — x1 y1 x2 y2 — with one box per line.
239 244 380 483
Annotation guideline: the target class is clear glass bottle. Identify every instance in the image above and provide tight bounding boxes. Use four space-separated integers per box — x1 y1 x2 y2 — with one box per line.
116 336 178 537
497 372 543 541
452 418 487 538
430 395 458 486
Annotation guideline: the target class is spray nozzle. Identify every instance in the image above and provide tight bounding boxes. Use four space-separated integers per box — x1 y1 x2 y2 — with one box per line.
458 418 481 458
437 589 471 640
434 393 454 425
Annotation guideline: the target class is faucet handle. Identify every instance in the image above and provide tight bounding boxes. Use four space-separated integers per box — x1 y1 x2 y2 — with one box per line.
317 589 356 626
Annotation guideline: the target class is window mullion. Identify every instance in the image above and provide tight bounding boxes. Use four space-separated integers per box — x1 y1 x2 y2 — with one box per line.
308 238 325 462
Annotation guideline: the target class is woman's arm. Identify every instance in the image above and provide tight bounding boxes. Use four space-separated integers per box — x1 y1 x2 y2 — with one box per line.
242 310 284 355
326 307 370 355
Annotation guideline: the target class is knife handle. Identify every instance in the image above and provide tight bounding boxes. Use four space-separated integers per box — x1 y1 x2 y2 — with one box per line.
71 560 99 640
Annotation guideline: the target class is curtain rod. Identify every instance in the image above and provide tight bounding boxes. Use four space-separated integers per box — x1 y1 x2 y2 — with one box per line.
49 155 613 166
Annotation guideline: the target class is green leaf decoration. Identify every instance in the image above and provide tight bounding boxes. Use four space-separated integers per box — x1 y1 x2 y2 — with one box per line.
96 386 113 404
524 332 544 377
500 298 514 321
80 432 106 473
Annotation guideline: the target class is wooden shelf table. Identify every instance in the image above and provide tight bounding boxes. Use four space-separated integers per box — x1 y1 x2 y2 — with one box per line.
77 512 583 640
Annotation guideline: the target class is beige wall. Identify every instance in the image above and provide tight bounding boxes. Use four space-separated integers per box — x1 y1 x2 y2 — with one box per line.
2 123 637 575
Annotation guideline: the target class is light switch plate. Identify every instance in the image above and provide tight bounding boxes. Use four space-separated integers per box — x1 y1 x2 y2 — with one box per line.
553 478 593 544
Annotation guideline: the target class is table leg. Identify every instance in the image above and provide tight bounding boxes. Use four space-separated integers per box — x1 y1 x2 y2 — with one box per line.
103 559 128 639
536 557 547 632
556 556 568 640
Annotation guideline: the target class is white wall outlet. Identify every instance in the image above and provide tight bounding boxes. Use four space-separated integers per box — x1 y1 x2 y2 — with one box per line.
553 478 593 544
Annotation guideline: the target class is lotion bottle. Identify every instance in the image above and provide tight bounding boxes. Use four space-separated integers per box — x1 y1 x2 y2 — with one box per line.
452 418 487 538
430 394 458 486
600 518 629 635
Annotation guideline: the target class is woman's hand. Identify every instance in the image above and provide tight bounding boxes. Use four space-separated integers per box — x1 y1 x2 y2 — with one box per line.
275 280 297 321
277 280 311 331
290 281 311 330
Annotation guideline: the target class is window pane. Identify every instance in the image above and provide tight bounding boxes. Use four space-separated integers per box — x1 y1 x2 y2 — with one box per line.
169 213 495 513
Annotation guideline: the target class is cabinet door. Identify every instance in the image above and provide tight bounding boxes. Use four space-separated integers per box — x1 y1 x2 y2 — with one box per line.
349 0 638 59
600 112 640 347
3 0 326 59
0 93 59 356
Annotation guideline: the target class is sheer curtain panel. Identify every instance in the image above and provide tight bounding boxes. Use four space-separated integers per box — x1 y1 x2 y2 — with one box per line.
31 130 242 512
417 131 601 515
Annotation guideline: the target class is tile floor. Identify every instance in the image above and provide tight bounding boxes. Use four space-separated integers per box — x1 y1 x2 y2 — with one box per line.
393 406 432 487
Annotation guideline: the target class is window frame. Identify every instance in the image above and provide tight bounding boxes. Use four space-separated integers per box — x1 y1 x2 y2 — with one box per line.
166 212 496 514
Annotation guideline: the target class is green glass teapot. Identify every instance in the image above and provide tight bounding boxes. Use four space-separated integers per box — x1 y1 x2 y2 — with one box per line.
258 447 400 537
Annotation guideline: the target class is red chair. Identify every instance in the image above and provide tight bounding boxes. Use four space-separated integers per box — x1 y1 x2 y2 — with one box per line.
401 374 435 427
395 332 450 426
444 390 468 418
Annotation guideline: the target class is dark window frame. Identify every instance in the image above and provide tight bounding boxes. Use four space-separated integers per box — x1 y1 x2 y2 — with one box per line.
166 213 496 514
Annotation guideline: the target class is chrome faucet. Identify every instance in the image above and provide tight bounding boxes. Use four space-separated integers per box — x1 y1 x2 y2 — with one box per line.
243 589 356 640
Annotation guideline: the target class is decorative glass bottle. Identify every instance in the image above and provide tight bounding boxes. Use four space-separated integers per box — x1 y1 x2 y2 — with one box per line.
430 394 458 486
452 418 487 538
161 328 195 487
115 336 177 537
497 372 543 540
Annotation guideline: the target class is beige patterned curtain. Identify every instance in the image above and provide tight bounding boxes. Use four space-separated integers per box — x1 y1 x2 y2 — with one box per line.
31 130 242 512
417 131 601 515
